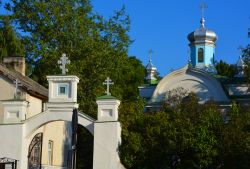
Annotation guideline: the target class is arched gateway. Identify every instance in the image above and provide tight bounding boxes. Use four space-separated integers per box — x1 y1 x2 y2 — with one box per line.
0 74 125 169
0 55 125 169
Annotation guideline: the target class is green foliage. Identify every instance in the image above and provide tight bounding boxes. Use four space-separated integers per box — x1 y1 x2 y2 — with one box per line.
120 90 250 169
5 0 144 116
0 16 25 61
215 60 236 78
120 92 223 169
219 103 250 169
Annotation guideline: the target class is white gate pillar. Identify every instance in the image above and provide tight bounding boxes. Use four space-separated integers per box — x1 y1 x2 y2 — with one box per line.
93 95 125 169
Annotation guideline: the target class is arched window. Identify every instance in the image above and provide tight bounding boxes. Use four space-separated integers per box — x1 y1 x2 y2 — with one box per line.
198 48 204 62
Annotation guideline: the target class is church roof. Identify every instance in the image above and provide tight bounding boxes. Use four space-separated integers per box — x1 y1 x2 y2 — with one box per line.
0 63 48 100
146 60 156 70
150 65 229 103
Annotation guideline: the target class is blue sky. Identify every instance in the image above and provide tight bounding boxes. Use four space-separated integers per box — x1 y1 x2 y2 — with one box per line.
1 0 249 76
92 0 250 76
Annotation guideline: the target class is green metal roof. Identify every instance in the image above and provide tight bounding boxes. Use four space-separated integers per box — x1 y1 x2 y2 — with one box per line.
96 95 117 100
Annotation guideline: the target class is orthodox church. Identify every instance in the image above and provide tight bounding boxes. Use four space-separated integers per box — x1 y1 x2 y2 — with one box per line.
139 17 249 111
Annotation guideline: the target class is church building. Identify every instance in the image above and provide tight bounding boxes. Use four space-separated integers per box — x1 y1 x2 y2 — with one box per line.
139 17 249 111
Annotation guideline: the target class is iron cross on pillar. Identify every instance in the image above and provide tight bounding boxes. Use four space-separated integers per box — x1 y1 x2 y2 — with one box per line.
13 79 22 99
58 53 71 75
103 77 114 96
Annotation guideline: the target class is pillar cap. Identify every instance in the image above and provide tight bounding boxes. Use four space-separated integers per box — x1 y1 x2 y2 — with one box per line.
96 95 117 100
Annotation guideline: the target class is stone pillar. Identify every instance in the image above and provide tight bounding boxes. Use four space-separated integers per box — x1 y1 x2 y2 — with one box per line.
93 95 125 169
46 75 79 110
2 100 29 123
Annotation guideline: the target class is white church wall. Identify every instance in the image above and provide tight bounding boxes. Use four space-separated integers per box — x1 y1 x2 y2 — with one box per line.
0 124 23 168
0 77 16 123
26 94 43 119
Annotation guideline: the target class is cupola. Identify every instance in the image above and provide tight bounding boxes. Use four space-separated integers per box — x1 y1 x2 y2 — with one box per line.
145 50 158 84
187 17 217 73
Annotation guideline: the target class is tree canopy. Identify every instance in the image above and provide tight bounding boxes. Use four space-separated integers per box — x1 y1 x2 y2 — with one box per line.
0 16 25 61
119 91 250 169
215 60 236 78
3 0 145 117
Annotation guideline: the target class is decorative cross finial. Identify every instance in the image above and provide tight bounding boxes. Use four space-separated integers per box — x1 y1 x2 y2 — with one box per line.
200 1 207 18
103 77 114 96
13 79 22 99
149 49 153 62
58 53 70 75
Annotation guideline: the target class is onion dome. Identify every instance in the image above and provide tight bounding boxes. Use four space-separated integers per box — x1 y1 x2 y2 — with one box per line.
188 18 217 45
145 57 158 85
146 58 157 71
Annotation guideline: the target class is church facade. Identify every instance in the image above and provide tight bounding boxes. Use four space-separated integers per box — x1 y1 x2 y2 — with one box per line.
139 17 250 110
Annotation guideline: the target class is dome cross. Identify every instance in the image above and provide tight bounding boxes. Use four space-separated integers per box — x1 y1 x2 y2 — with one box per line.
200 2 207 18
149 49 153 62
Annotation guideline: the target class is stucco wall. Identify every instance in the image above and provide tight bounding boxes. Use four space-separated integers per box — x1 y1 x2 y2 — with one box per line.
0 124 23 168
0 75 44 122
25 121 71 169
26 94 43 118
0 77 16 123
41 121 71 167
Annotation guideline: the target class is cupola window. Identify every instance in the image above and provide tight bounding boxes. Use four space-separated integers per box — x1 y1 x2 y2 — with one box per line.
198 48 204 62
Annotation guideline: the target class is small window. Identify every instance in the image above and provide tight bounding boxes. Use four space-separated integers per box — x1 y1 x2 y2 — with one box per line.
48 140 53 165
60 86 66 94
198 48 204 62
58 84 69 95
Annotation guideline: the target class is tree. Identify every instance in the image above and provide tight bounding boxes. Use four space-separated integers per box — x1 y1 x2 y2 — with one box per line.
0 16 25 61
5 0 144 116
120 90 224 169
219 103 250 169
215 60 236 78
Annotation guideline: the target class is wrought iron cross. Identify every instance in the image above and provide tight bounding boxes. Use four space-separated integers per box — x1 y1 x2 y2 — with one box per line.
103 77 114 96
13 79 22 98
200 2 208 18
149 49 153 62
58 53 70 75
